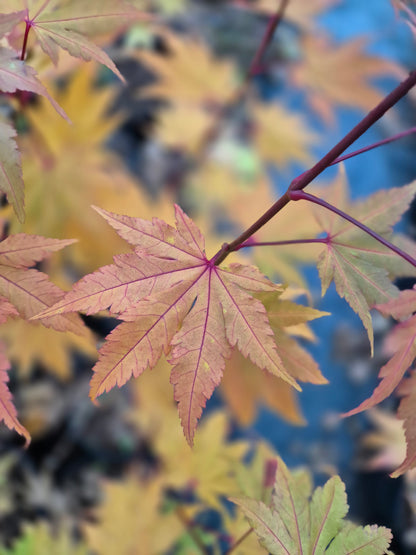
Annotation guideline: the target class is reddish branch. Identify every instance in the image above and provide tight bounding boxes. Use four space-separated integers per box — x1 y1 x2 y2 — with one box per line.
289 190 416 268
213 69 416 265
330 126 416 166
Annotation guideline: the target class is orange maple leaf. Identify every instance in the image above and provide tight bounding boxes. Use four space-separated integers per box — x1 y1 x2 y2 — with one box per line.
34 205 305 444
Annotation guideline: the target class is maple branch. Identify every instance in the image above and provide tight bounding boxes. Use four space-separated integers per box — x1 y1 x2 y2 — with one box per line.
236 237 328 250
330 126 416 166
225 528 254 555
195 0 290 157
213 69 416 266
289 189 416 268
290 70 416 192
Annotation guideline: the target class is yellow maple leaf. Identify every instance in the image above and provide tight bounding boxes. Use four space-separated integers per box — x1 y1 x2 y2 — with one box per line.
130 363 249 509
136 30 237 105
0 319 96 380
184 162 257 213
291 35 405 123
157 411 249 509
84 475 183 555
155 104 213 154
251 101 315 168
7 64 174 272
220 349 305 426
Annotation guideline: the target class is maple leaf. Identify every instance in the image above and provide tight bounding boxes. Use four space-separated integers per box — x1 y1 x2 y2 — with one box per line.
0 47 67 119
311 173 416 351
360 409 411 477
0 11 26 39
221 293 328 426
137 30 237 106
33 205 302 444
290 35 405 123
154 410 250 509
391 371 416 477
251 102 316 168
1 0 145 81
0 233 85 334
344 287 416 431
0 121 24 223
155 104 213 154
0 340 29 447
0 318 97 380
10 63 174 272
84 475 182 555
231 456 393 554
129 360 250 507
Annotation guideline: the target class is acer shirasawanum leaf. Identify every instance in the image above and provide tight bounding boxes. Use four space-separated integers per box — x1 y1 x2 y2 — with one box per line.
34 205 304 445
231 456 393 554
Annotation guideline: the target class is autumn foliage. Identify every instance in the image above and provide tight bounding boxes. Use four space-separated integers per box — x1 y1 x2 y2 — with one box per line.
1 0 416 552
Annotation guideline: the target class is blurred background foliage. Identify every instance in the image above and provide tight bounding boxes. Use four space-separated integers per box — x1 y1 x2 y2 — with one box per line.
1 0 416 553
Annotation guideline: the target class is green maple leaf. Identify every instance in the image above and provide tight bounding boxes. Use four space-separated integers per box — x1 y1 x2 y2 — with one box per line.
231 456 393 554
313 176 416 351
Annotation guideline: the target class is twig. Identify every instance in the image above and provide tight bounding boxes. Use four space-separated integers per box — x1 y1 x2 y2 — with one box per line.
236 237 328 250
330 126 416 166
195 0 291 159
289 189 416 268
212 69 416 266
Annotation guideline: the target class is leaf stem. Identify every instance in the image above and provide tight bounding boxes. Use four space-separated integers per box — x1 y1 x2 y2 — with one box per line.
236 237 329 250
213 69 416 266
289 189 416 268
330 126 416 166
225 528 254 555
20 16 32 61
